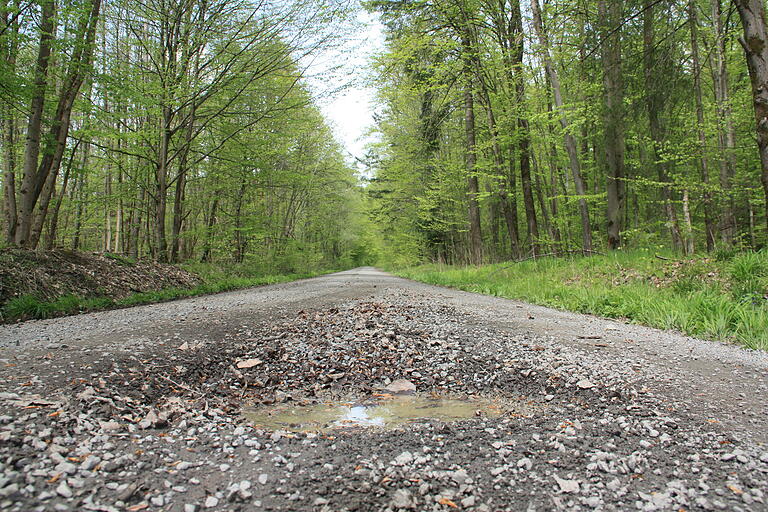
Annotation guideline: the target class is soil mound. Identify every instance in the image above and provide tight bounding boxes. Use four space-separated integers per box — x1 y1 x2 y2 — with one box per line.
0 248 200 306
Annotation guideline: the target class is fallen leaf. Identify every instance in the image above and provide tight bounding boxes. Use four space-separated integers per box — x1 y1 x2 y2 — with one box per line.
727 485 743 495
236 358 263 369
438 498 458 508
127 503 148 511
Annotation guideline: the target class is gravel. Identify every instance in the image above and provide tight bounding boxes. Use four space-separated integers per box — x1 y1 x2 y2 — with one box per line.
0 267 766 511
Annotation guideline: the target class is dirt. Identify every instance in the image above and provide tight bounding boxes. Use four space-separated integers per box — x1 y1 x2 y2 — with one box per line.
0 268 766 511
0 248 200 314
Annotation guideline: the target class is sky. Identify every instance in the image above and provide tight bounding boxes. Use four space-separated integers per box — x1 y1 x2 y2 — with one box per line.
305 9 387 170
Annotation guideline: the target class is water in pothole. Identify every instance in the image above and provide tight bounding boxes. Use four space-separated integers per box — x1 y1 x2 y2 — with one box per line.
243 395 535 431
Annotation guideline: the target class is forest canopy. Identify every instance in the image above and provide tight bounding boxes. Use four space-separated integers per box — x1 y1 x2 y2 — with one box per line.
0 0 369 271
364 0 768 267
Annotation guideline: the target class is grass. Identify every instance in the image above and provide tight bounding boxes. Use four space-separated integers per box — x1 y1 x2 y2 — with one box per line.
1 266 334 324
393 249 768 351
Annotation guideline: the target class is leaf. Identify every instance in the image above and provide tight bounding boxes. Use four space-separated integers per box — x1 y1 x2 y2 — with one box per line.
236 358 263 369
438 498 458 508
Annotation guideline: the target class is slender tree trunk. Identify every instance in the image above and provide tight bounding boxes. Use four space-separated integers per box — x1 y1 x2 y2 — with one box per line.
462 35 483 265
682 188 695 254
509 2 538 254
711 0 737 246
642 0 684 252
530 0 591 252
155 107 172 262
734 0 768 237
15 0 55 247
474 73 520 258
1 1 19 243
45 140 80 250
690 1 716 251
71 141 90 251
201 196 218 263
128 184 144 260
599 0 626 250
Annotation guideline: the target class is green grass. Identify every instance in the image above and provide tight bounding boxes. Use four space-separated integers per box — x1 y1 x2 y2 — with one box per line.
1 267 333 324
393 249 768 351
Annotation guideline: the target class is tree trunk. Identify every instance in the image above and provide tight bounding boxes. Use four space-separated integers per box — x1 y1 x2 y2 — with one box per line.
599 0 626 250
1 1 19 243
462 35 483 265
17 0 101 249
15 0 55 247
706 0 736 246
734 0 768 238
690 1 716 252
510 2 538 254
530 0 591 252
45 140 80 250
201 196 219 263
642 0 684 252
155 107 172 262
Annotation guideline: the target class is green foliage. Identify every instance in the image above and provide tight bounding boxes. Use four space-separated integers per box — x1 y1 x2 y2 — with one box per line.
394 251 768 351
728 251 768 303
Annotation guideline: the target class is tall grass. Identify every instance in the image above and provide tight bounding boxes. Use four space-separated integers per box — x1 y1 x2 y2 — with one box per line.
395 250 768 351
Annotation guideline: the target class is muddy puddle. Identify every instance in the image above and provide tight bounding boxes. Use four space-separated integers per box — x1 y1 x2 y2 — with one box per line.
243 395 537 432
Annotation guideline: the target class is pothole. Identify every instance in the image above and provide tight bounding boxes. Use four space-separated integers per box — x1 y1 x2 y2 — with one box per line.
243 394 539 432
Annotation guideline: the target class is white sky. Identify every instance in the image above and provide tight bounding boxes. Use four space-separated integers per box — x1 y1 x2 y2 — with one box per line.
305 8 386 169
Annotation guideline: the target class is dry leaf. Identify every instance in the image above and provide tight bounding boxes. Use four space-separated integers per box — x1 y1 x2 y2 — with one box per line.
236 358 263 369
438 497 458 508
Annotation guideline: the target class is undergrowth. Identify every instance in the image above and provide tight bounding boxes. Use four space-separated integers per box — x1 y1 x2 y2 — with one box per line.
394 249 768 351
2 265 332 323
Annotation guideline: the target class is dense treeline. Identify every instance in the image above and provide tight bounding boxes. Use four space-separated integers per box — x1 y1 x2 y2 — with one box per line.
0 0 366 270
366 0 768 266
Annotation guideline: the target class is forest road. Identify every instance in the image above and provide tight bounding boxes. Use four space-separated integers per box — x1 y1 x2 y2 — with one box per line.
0 267 767 511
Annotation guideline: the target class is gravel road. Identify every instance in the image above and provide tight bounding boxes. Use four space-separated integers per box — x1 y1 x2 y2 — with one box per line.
1 267 767 511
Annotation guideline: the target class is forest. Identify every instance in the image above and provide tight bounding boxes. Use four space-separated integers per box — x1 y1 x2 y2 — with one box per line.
0 0 367 272
366 0 768 267
3 0 768 272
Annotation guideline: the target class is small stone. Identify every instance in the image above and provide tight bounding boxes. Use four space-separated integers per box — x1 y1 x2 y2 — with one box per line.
391 489 414 509
80 455 101 471
151 495 165 507
55 462 77 475
219 464 230 472
584 496 601 507
56 482 73 499
385 380 416 394
204 496 219 508
451 469 469 485
184 505 198 512
576 379 595 389
553 475 580 494
517 458 533 471
314 498 330 506
461 496 476 507
177 461 192 471
393 452 413 466
258 474 268 485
